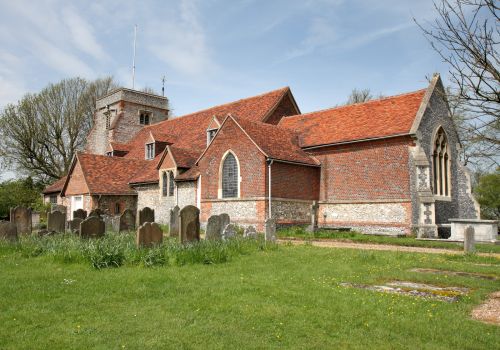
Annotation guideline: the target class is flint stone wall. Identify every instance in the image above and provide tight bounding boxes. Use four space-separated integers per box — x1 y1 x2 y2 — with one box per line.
135 184 174 224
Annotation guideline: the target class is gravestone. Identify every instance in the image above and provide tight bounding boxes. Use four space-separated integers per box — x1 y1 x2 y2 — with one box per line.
0 221 17 241
68 218 83 234
206 215 222 240
89 208 103 218
119 209 135 232
138 207 155 226
80 216 105 239
464 226 475 253
179 205 200 243
306 201 319 232
73 209 87 220
103 215 120 232
219 213 230 237
10 206 32 235
222 224 237 240
51 205 67 215
136 222 163 248
169 205 180 238
32 212 40 229
244 226 258 239
47 210 66 233
265 218 276 242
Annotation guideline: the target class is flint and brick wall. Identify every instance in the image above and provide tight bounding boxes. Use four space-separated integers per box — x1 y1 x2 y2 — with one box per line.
135 184 175 224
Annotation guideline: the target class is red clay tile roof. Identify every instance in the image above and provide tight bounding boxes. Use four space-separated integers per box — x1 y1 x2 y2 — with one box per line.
110 142 131 152
279 89 426 148
42 176 67 194
175 167 200 181
76 153 149 194
231 116 320 166
169 146 198 168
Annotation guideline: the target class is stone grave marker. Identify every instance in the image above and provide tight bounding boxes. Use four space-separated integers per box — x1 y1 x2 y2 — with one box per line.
169 205 180 238
73 209 87 220
103 215 120 232
219 213 230 237
0 221 17 241
222 223 237 240
10 206 32 235
306 201 319 232
119 209 136 232
138 207 155 226
47 210 66 233
68 218 83 234
89 208 103 218
265 218 276 242
464 226 475 253
206 215 222 240
51 205 67 215
244 226 258 239
136 222 163 248
179 205 200 243
80 216 105 239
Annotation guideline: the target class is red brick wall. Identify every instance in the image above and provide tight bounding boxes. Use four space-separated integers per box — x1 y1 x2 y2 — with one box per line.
310 136 413 201
198 118 266 199
270 162 320 200
65 161 89 195
264 93 300 125
159 151 176 170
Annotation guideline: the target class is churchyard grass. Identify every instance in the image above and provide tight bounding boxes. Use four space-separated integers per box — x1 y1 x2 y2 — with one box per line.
0 235 499 349
277 227 500 254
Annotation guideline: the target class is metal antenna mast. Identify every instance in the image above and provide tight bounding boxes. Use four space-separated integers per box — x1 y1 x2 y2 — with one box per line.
162 75 166 96
132 24 137 89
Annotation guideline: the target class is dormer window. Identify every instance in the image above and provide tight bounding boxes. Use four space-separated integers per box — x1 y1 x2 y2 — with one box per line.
207 128 218 145
140 111 151 125
106 151 113 157
146 143 155 160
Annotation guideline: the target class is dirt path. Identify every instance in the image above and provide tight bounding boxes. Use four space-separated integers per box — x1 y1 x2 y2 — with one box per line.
278 239 500 259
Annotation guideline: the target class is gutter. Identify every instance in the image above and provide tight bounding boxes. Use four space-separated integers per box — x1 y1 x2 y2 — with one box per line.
301 133 413 150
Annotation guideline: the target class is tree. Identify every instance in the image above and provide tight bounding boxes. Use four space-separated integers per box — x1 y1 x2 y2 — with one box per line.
0 177 46 219
416 0 499 169
0 77 117 183
345 88 374 105
474 168 500 219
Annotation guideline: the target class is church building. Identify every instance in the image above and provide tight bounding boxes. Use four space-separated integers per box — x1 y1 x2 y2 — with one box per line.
44 74 479 237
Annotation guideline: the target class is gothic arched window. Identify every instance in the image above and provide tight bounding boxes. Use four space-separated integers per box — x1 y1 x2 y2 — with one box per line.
168 171 175 197
432 128 450 197
162 171 168 196
221 152 239 198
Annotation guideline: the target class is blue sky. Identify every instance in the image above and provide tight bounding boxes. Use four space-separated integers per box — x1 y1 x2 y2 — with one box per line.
0 0 449 118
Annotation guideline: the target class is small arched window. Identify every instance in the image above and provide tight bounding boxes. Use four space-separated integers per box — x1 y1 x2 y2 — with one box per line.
162 172 168 196
168 171 175 196
433 128 450 197
221 152 239 198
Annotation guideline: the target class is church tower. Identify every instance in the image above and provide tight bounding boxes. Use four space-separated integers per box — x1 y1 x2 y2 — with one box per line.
85 88 169 155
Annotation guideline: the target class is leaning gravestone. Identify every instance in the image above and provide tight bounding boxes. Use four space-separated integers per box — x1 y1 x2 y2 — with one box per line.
138 207 155 226
265 218 276 242
68 218 83 234
73 209 87 220
169 205 180 238
222 223 237 240
179 205 200 243
51 205 67 215
464 226 475 253
206 215 222 240
89 208 103 218
10 206 32 235
47 210 66 233
0 221 17 241
219 213 230 237
80 216 105 239
119 209 136 232
136 222 163 248
244 226 258 239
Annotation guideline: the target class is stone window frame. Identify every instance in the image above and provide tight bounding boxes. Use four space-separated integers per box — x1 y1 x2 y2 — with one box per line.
161 168 176 198
218 150 241 199
139 110 152 125
49 195 57 204
207 128 218 145
168 171 175 197
145 143 155 160
162 171 168 196
114 202 121 215
431 126 452 199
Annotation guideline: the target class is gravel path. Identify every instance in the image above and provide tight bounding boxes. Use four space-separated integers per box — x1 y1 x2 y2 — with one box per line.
278 239 500 259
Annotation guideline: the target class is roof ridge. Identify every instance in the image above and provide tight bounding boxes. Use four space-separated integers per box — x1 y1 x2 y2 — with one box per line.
282 88 427 121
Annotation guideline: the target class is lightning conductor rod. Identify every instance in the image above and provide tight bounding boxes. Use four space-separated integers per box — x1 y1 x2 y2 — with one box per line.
132 24 137 89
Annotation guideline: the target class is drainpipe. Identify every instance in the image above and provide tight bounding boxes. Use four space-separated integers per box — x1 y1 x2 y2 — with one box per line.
266 158 273 219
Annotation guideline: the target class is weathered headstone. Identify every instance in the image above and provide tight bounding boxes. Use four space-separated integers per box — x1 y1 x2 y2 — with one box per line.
222 223 237 240
80 216 105 239
51 205 67 214
244 226 258 239
136 222 163 248
119 209 135 232
169 205 180 238
47 210 66 233
219 213 230 237
179 205 200 243
0 221 17 241
265 218 276 242
138 207 155 226
103 215 120 232
32 212 40 229
73 209 87 220
10 206 32 235
89 208 103 218
68 218 83 234
464 226 475 253
306 201 319 232
206 215 222 240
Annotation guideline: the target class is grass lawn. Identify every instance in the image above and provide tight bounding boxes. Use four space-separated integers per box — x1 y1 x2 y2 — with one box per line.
0 235 499 349
277 227 500 254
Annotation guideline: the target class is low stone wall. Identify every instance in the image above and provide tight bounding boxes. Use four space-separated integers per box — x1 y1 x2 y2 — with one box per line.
318 201 412 235
201 199 264 231
449 219 498 242
271 199 312 225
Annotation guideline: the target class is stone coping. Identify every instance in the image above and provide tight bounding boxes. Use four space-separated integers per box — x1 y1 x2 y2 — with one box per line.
449 219 498 224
